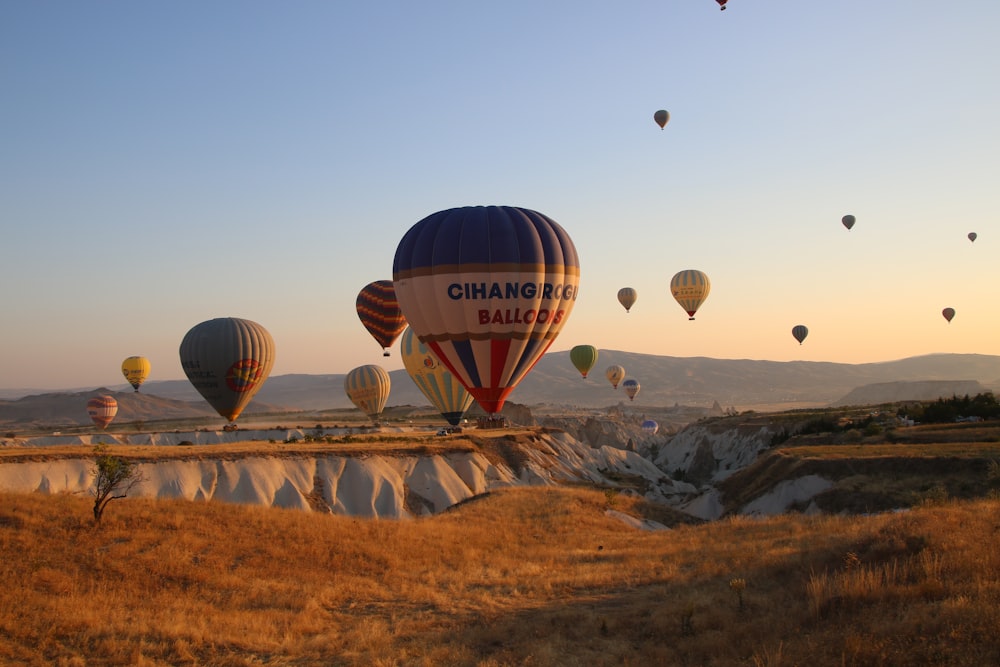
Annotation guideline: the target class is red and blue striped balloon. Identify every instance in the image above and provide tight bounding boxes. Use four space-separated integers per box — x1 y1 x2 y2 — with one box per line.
393 206 580 415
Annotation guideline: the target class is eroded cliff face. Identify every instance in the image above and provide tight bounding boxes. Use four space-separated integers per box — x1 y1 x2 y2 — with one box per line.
653 420 782 486
0 430 696 519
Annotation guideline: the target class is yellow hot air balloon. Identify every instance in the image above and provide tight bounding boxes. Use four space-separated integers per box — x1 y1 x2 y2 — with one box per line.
400 327 473 426
617 287 637 313
345 365 391 423
87 395 118 429
670 270 711 320
179 317 276 423
121 356 150 392
606 364 625 389
570 345 598 379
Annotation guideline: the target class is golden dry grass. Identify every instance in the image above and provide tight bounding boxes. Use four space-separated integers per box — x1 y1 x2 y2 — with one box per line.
1 487 999 666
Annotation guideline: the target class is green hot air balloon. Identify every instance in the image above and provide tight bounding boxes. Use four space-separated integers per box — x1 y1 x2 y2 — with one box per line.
179 317 275 423
400 327 474 426
570 345 599 379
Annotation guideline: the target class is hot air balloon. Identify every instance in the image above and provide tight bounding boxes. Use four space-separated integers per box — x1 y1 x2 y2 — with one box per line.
87 395 118 430
842 215 856 230
654 110 669 130
792 325 809 345
345 364 391 422
120 356 150 392
670 270 711 320
392 205 580 416
617 287 637 313
570 345 598 379
356 280 407 357
400 327 474 426
622 378 640 401
716 0 728 9
179 317 275 423
606 364 626 389
942 308 955 323
641 419 659 435
968 232 977 243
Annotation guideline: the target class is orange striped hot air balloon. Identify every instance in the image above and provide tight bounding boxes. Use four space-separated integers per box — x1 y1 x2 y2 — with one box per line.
356 280 407 357
87 395 118 429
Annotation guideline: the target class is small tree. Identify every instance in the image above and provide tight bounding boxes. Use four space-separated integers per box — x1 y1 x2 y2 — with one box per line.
91 445 142 524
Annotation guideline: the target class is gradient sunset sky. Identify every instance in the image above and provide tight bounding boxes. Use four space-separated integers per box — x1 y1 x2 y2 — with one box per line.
2 1 997 390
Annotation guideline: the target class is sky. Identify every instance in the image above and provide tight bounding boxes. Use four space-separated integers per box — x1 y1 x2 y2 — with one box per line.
2 1 998 391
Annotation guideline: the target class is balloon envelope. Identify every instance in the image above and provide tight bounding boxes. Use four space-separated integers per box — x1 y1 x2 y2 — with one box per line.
570 345 598 379
653 109 669 129
400 327 474 426
345 364 391 422
179 317 275 422
792 325 809 345
622 378 640 401
641 419 659 435
121 356 150 392
87 395 118 429
606 364 626 389
968 232 977 243
842 214 856 230
617 287 637 313
670 270 711 320
942 307 956 323
356 280 407 357
392 205 580 415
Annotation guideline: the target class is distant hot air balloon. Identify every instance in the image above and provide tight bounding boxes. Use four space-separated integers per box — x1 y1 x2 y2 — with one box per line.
121 356 150 392
87 395 118 430
968 232 977 243
400 327 474 427
356 280 407 357
716 0 728 9
792 325 809 345
653 110 669 130
179 317 275 423
392 205 580 415
622 378 640 401
942 307 955 323
842 215 856 230
642 419 659 435
606 364 626 389
345 364 391 422
617 287 637 313
570 345 598 379
670 270 711 320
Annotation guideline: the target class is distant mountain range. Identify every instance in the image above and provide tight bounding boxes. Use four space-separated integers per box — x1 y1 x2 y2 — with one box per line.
3 352 999 425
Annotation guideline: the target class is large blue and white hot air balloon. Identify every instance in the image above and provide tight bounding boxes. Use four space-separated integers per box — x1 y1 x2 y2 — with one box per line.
392 206 580 415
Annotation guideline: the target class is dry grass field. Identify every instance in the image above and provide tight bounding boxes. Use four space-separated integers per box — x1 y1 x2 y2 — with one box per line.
2 486 999 666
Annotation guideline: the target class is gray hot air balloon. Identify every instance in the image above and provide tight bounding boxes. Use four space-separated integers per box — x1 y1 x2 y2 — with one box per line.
179 317 275 422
